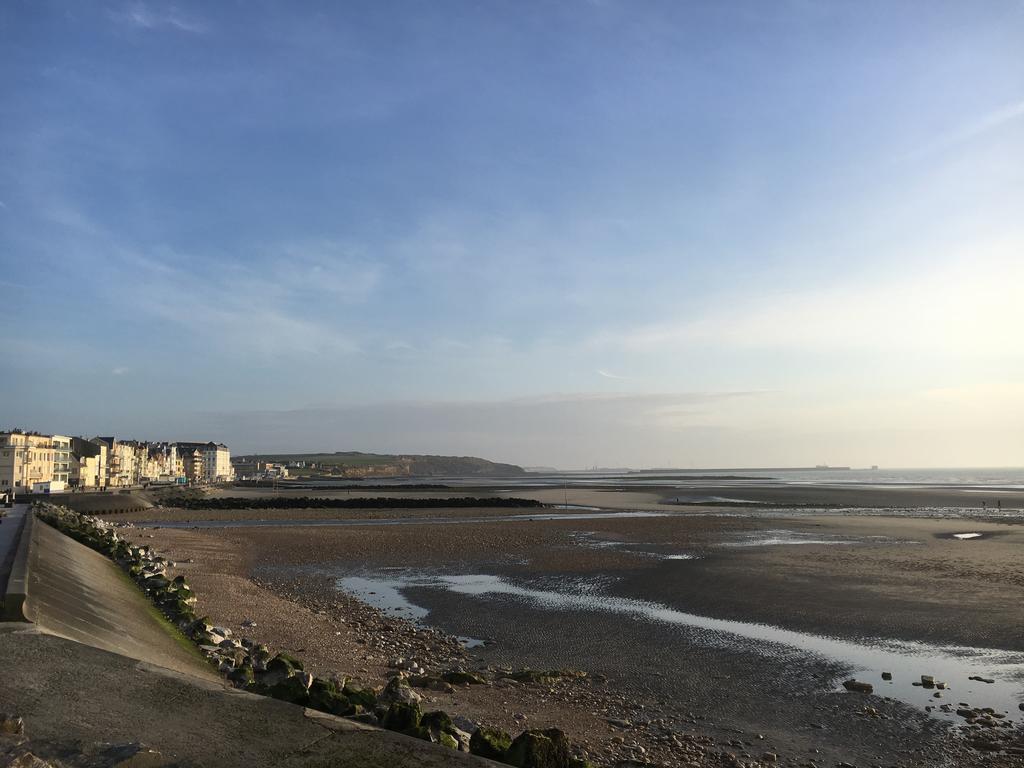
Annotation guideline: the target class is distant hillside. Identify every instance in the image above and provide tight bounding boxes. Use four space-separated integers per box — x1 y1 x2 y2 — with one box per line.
234 451 527 478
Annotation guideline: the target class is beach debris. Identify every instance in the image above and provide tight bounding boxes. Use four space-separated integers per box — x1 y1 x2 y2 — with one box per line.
408 674 456 693
0 714 25 737
953 533 982 540
101 743 165 768
968 675 995 684
881 671 892 680
921 675 935 688
5 754 55 768
842 679 874 694
441 670 487 686
496 668 587 685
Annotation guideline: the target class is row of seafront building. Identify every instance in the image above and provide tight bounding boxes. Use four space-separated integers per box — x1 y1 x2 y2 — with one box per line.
0 430 233 493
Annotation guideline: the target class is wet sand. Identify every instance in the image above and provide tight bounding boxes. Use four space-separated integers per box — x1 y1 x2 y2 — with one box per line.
123 501 1024 766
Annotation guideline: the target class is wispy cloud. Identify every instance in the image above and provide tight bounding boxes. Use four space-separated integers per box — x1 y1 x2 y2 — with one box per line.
108 2 208 34
32 204 362 360
111 367 129 376
589 241 1024 360
597 368 631 380
905 99 1024 160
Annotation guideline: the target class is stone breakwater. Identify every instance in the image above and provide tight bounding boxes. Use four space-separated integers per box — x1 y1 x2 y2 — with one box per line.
158 495 547 511
31 504 594 768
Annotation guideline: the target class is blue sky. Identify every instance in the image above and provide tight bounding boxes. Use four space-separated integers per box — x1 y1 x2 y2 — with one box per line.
2 1 1023 467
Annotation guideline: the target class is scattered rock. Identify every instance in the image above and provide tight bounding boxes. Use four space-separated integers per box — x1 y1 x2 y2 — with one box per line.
441 670 487 686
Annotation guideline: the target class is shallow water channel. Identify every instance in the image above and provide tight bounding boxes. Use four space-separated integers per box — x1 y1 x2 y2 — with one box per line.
335 570 1024 724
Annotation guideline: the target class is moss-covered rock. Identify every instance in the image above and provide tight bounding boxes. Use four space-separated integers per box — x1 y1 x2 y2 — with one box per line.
227 664 255 686
264 653 298 682
505 728 572 768
307 678 354 716
381 702 421 734
420 710 454 733
438 731 459 750
469 727 512 760
273 651 304 671
342 683 377 709
268 674 310 705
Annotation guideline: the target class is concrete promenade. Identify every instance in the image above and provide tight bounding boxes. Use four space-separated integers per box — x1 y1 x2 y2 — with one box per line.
0 513 495 768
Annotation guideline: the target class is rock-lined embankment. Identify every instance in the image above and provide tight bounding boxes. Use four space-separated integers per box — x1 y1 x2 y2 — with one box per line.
32 503 594 768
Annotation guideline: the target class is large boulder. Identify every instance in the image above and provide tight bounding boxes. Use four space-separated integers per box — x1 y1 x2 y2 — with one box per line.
268 674 311 705
381 702 423 737
378 676 422 706
505 728 573 768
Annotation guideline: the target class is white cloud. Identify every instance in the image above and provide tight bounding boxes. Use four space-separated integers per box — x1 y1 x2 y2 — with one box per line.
111 367 129 376
109 2 208 34
597 369 631 380
589 240 1024 360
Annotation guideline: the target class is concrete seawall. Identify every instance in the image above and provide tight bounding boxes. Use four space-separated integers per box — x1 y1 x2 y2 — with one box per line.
25 517 221 680
0 504 31 621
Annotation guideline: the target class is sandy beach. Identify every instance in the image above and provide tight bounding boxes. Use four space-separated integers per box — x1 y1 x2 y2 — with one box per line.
114 486 1024 768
